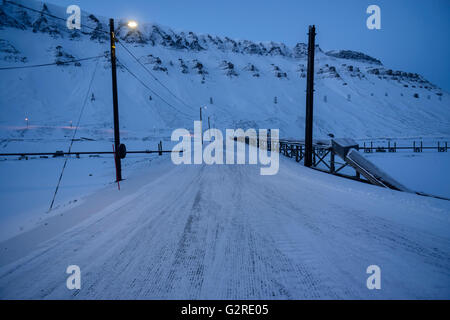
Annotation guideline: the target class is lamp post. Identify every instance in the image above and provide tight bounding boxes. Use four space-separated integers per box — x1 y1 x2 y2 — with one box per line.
208 116 211 139
109 18 122 181
25 117 28 129
107 19 137 182
200 106 208 145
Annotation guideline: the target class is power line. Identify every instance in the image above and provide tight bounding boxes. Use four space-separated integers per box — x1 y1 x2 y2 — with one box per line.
5 0 66 23
5 0 195 115
116 39 195 110
0 55 104 70
4 0 108 34
117 57 193 119
49 57 101 211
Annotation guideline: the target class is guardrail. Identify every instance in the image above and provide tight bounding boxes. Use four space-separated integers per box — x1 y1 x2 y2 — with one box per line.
362 141 448 153
277 138 449 200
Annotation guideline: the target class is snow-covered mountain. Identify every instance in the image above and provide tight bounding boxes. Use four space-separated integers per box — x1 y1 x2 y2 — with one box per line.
1 0 449 142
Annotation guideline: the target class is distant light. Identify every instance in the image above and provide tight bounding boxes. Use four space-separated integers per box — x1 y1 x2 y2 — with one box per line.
25 117 28 121
127 20 138 28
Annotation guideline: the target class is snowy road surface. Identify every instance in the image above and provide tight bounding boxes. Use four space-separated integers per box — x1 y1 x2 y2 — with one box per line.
0 150 449 299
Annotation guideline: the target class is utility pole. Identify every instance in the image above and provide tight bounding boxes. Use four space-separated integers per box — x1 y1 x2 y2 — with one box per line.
199 107 203 145
208 116 211 139
304 25 316 167
109 18 122 181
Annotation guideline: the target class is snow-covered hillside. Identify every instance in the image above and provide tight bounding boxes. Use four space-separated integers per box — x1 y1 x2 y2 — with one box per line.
1 0 449 142
1 1 449 300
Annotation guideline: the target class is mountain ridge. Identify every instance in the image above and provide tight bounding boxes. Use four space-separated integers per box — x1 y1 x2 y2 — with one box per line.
1 0 385 65
0 0 448 141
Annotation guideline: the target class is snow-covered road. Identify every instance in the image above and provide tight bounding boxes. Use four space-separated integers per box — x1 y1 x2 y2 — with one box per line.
0 149 449 299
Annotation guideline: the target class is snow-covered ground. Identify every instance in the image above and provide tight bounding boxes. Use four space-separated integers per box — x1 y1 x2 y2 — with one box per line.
0 145 449 299
365 152 450 199
0 0 449 300
2 135 449 243
0 136 174 241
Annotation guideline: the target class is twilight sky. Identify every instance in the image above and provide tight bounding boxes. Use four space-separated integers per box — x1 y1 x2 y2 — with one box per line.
48 0 450 91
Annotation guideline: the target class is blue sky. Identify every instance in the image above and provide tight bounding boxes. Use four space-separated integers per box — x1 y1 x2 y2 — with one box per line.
49 0 450 91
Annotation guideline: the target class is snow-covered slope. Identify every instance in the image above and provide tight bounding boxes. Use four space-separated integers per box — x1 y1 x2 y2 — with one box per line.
0 0 449 143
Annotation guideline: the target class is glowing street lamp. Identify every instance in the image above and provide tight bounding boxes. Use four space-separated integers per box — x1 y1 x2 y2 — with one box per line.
127 20 138 29
25 117 28 129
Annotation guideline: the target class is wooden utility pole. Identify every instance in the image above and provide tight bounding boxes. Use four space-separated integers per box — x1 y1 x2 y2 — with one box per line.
109 18 122 181
304 25 316 167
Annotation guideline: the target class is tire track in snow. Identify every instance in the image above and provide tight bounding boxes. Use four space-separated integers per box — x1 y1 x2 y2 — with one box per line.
0 155 449 299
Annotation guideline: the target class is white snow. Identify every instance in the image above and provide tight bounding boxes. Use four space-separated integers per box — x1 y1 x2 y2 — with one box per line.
0 0 449 300
0 145 449 299
0 0 449 141
365 152 450 199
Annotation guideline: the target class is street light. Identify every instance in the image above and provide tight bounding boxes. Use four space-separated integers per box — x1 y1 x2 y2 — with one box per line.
25 117 28 129
127 20 138 29
199 106 210 143
199 106 208 145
